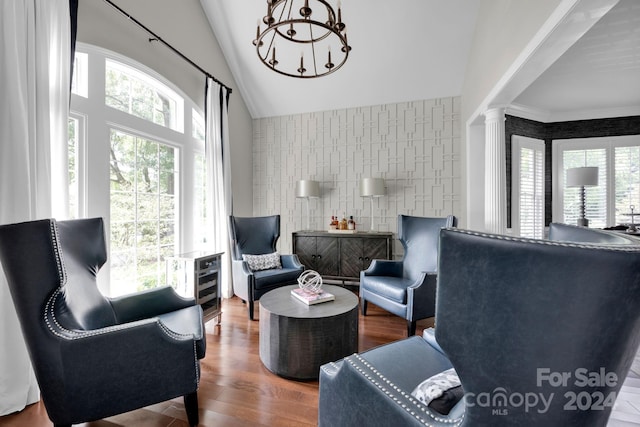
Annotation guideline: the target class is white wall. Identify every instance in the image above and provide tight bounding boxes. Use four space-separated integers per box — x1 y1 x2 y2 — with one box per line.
461 0 564 127
77 0 254 215
460 0 568 230
253 97 462 257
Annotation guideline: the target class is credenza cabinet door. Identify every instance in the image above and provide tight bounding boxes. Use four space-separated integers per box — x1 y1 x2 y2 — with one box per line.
293 232 393 282
315 236 339 276
362 237 389 269
293 235 317 271
293 235 338 276
340 237 389 278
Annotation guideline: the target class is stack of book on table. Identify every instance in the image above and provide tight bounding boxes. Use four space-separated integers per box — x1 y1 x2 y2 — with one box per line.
291 287 335 305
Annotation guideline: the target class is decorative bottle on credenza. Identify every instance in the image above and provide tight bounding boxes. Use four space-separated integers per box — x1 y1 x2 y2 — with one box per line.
339 213 348 230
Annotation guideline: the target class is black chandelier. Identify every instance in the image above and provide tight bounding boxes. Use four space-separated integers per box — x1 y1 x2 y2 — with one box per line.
253 0 351 78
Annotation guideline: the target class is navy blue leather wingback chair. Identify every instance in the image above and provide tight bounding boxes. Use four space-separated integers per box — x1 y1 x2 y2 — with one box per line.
360 215 456 335
0 218 205 427
320 226 640 426
228 215 304 319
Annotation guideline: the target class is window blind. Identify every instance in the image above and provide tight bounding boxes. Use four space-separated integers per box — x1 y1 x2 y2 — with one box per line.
615 146 640 226
512 136 545 238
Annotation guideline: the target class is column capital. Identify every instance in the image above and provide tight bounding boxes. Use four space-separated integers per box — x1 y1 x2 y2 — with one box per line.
483 106 507 122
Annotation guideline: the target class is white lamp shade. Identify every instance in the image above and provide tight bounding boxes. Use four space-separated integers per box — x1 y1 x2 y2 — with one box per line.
360 177 386 197
295 180 320 198
566 167 599 187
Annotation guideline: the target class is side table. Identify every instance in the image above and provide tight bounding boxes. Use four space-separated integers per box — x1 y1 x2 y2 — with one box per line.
259 285 359 380
165 251 223 324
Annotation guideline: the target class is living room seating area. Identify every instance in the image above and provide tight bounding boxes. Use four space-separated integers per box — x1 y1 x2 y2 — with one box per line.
2 1 640 426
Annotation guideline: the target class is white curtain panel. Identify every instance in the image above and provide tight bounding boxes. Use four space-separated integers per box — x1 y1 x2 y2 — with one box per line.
205 78 233 298
0 0 70 415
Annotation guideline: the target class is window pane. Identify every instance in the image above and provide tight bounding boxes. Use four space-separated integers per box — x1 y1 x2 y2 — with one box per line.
159 145 176 195
111 221 135 250
194 153 209 248
71 52 88 98
136 139 159 194
563 149 607 228
105 59 184 132
192 109 205 141
110 129 179 295
615 146 640 226
68 118 79 219
518 146 545 238
110 132 136 191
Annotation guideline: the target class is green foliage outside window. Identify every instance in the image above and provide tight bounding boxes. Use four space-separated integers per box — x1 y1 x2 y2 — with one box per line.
105 60 178 131
110 130 177 292
68 118 78 219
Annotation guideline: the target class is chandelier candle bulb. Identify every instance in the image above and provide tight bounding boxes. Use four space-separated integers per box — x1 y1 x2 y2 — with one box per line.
326 46 334 69
341 33 350 52
301 0 312 18
264 7 274 25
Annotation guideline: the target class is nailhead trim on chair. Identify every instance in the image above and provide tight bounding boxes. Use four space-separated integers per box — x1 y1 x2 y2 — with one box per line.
44 220 201 383
447 228 640 252
345 353 464 426
336 228 639 426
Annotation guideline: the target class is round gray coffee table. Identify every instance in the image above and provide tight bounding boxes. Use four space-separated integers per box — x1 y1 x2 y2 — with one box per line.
259 284 359 380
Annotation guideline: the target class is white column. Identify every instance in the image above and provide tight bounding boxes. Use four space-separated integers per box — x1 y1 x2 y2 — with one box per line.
484 107 507 234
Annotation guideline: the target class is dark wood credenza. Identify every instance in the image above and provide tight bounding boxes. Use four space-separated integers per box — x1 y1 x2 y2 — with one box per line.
292 231 394 283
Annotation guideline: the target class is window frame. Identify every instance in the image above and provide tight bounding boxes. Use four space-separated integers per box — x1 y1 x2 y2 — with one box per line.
68 112 87 219
70 43 206 296
105 58 185 133
511 135 545 238
552 135 640 227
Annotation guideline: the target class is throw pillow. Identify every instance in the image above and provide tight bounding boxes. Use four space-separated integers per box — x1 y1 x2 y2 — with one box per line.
242 252 282 271
411 368 463 415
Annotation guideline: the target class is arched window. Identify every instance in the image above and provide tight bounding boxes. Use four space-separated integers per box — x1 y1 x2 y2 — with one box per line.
70 44 207 297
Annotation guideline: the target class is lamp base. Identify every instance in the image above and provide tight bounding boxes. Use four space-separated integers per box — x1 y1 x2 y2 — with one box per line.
577 218 589 227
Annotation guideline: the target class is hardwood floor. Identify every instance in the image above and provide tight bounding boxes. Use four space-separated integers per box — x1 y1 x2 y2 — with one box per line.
0 292 431 427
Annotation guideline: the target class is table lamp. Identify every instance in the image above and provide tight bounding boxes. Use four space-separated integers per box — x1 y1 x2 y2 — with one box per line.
360 178 386 232
566 166 598 227
296 180 320 230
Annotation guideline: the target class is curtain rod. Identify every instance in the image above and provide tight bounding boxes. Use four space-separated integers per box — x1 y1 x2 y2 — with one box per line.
102 0 232 94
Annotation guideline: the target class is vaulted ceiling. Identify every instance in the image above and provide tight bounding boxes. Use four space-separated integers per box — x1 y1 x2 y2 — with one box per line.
202 0 640 121
201 0 481 118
